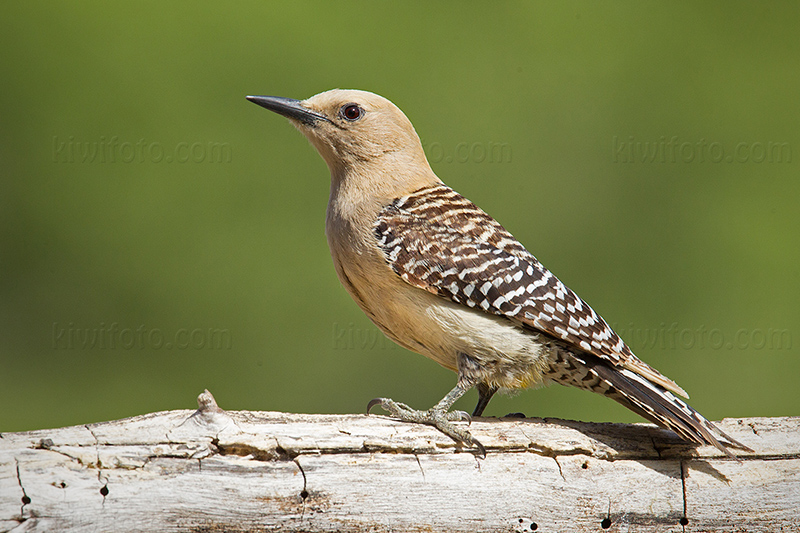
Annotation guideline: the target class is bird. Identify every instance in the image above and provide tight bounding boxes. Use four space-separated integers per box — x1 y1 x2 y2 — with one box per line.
247 89 750 457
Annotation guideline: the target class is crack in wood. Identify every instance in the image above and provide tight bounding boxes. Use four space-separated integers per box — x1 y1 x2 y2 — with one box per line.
16 458 31 520
414 454 426 480
680 460 688 532
294 458 309 519
85 424 101 468
553 456 566 481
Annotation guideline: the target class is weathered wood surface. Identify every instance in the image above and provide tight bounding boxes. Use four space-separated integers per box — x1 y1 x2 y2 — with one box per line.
1 390 797 532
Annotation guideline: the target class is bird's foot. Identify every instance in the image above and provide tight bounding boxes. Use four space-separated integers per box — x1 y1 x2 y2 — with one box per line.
367 397 485 456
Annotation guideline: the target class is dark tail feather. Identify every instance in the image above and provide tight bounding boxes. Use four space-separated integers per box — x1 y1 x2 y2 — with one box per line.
557 353 752 457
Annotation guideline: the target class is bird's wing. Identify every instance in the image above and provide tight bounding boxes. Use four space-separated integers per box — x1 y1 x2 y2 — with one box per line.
374 184 687 397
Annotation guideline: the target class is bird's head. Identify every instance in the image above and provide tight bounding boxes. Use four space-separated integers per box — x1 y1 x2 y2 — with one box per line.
248 89 438 195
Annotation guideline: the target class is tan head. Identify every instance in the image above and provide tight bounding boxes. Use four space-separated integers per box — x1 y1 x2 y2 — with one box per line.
247 89 439 199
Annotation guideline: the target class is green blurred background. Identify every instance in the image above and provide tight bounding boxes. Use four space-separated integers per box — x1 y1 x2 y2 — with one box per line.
1 2 798 432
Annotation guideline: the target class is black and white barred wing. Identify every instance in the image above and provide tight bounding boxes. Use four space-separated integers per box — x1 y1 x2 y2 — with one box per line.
374 185 686 397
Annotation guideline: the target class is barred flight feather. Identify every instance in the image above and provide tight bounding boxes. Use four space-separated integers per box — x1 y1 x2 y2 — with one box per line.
544 349 748 455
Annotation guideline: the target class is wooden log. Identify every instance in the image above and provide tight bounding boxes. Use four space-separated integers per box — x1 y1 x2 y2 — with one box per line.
1 390 797 532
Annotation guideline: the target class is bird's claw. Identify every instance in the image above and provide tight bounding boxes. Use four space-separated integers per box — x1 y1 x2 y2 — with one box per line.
366 397 484 457
368 397 413 414
366 397 384 414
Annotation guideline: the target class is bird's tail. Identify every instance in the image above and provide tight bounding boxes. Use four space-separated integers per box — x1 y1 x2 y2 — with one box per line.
547 350 752 457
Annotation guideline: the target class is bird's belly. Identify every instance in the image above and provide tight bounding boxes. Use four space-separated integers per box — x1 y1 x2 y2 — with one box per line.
339 258 554 390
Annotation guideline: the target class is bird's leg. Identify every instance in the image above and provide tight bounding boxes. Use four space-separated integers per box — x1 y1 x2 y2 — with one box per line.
472 382 498 417
367 380 485 456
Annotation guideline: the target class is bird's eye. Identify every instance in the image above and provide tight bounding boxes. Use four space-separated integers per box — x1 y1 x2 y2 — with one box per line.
340 104 363 121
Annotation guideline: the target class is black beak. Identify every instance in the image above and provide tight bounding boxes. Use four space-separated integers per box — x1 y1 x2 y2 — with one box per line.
246 95 330 126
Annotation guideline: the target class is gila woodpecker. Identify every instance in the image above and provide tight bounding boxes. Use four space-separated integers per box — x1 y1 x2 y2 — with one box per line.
247 89 750 457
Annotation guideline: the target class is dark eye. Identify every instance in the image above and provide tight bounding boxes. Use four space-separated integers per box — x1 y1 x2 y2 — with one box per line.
340 103 363 121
